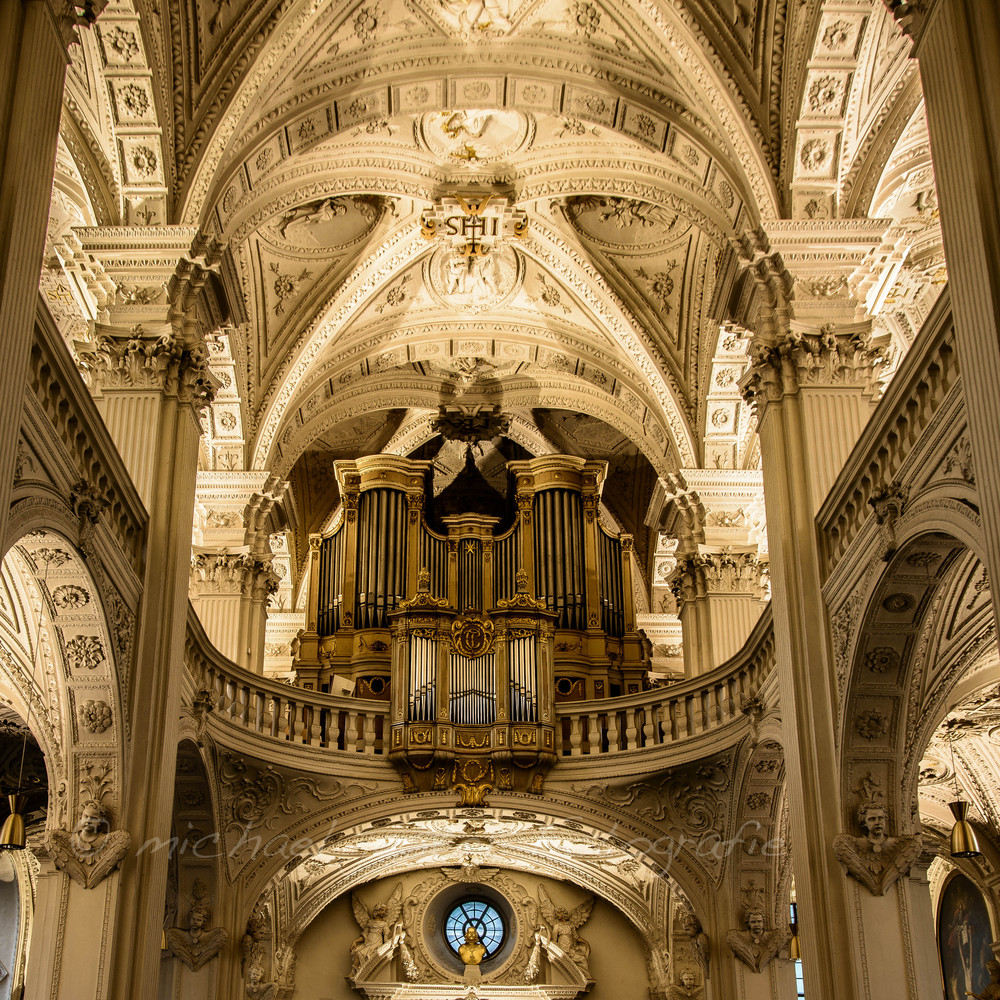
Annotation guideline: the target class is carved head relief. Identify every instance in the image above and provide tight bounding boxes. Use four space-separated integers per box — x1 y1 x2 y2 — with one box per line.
858 803 887 845
745 908 766 939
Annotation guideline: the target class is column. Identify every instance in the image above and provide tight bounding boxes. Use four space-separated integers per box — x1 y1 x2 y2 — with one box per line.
189 550 277 668
671 548 766 674
73 228 221 999
237 555 280 673
738 228 879 1000
886 0 1000 627
241 487 285 673
650 471 767 676
0 0 75 544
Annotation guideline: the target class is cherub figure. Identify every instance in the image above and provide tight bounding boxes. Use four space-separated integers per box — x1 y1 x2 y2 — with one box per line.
682 911 710 973
832 783 921 896
46 797 130 889
245 962 277 1000
165 881 229 971
668 969 704 1000
537 886 594 976
726 907 788 974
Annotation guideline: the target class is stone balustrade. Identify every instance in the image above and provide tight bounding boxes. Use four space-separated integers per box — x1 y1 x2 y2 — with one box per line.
185 605 774 763
553 606 773 759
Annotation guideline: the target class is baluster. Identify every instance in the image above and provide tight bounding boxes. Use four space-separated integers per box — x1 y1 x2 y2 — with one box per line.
605 711 618 753
363 712 376 753
240 686 251 728
252 689 264 733
673 697 687 739
568 714 582 756
652 701 665 743
704 686 717 729
346 710 360 751
641 707 653 747
270 696 281 739
624 709 638 749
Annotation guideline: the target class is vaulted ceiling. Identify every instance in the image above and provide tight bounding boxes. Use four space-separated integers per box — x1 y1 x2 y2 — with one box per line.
46 0 936 556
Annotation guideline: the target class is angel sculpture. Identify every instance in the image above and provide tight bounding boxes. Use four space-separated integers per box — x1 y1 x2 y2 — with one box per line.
668 969 704 1000
537 886 594 977
832 796 921 896
725 907 788 974
165 881 229 972
681 911 710 974
350 884 416 978
46 798 130 890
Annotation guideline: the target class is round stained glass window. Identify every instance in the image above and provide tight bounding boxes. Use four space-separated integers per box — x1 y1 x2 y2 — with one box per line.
444 898 505 959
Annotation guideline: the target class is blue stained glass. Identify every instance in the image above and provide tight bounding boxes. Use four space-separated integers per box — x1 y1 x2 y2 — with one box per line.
444 899 505 959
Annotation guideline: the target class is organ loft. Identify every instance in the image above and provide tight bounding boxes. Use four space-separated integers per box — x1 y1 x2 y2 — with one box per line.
293 451 649 800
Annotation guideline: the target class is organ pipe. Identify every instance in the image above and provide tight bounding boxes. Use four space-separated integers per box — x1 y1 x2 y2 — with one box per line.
299 455 646 705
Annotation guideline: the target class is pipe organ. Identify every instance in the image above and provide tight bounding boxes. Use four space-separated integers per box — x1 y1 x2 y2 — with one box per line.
293 454 649 801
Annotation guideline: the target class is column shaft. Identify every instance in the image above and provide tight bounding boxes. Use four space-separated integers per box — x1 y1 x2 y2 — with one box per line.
0 0 67 543
908 1 1000 624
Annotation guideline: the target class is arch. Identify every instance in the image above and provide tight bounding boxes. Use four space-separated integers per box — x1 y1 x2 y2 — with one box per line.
235 802 705 989
0 523 127 834
271 378 675 480
839 526 993 835
179 5 778 228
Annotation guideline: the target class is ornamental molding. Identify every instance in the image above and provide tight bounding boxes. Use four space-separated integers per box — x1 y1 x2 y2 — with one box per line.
182 33 775 228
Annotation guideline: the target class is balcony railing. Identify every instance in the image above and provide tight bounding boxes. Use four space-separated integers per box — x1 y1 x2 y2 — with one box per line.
554 606 773 757
184 605 773 761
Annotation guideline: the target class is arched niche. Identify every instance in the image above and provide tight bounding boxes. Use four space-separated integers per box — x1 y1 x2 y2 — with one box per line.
233 803 720 998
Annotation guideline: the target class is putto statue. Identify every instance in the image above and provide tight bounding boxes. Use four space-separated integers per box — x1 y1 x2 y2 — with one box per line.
668 969 705 1000
165 880 229 971
537 886 594 977
244 962 277 1000
726 905 788 973
832 776 921 896
46 794 130 890
682 911 710 974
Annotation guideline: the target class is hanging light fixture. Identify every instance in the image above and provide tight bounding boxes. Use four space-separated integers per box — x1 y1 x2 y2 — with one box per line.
788 900 801 960
0 560 48 851
947 736 982 860
0 794 26 851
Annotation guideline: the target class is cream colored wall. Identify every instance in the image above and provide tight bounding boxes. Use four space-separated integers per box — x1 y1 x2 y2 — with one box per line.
292 869 649 1000
295 895 355 1000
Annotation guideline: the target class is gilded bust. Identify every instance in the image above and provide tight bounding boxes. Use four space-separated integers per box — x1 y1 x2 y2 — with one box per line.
458 925 487 966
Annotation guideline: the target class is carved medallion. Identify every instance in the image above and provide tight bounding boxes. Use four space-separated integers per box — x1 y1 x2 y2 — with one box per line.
451 616 496 658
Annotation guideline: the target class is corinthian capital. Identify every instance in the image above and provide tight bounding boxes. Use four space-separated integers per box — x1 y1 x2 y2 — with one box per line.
75 326 218 409
741 323 884 416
